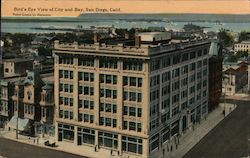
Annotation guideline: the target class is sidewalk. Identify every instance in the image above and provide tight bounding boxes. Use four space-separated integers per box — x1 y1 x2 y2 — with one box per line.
225 94 250 101
0 103 237 158
150 103 236 158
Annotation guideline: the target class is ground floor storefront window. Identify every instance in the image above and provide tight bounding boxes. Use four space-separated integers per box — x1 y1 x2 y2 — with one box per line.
98 131 118 149
78 127 95 145
58 124 74 141
149 133 159 152
171 121 179 136
161 126 170 144
122 136 143 154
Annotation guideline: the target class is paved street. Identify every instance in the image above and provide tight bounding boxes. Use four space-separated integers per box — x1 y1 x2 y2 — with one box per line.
184 100 250 158
0 137 85 158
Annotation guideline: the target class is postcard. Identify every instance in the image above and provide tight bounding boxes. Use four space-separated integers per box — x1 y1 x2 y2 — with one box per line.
1 0 250 158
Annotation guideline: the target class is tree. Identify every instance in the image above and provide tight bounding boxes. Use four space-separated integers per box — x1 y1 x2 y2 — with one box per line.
217 29 234 47
10 33 33 46
238 31 250 42
38 46 52 57
236 51 249 59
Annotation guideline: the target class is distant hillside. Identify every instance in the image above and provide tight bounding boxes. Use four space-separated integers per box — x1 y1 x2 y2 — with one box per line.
78 13 250 23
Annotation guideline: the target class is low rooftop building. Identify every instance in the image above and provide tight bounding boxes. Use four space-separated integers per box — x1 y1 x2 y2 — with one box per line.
3 58 34 78
234 41 250 53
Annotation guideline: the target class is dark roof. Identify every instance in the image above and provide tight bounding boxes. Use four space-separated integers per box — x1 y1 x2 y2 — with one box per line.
4 58 34 63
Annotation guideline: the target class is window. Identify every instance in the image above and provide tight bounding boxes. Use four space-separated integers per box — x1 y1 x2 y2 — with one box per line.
64 84 69 92
198 50 202 57
123 106 128 115
129 92 136 101
197 61 202 68
162 56 171 68
98 131 118 149
172 94 179 104
100 103 117 113
84 100 89 109
138 78 142 87
137 93 142 102
129 107 136 116
90 115 94 123
190 63 196 71
79 100 83 108
129 122 136 131
182 53 189 61
106 89 112 98
150 75 160 86
172 68 180 78
84 114 89 122
70 85 73 93
173 55 180 65
84 72 89 81
138 108 142 117
203 48 208 55
58 124 74 141
190 52 196 59
113 76 117 84
106 75 112 84
99 59 117 69
130 77 137 87
105 118 112 126
113 105 117 113
122 136 143 154
64 70 69 78
106 104 112 112
70 71 74 79
70 111 73 119
78 58 94 67
182 65 188 74
123 61 143 71
162 71 170 83
84 87 89 95
70 98 73 106
203 59 207 66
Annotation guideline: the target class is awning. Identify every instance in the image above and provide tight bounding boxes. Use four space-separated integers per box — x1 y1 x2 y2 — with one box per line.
8 116 30 131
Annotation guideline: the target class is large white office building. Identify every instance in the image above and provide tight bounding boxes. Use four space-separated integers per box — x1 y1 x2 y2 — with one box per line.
53 33 210 158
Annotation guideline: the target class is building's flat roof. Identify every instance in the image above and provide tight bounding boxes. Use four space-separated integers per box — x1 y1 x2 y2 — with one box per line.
1 72 54 84
235 41 250 45
3 58 34 63
53 38 210 58
41 73 54 83
138 32 168 35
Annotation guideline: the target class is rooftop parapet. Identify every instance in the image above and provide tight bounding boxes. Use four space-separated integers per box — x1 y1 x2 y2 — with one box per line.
54 38 210 57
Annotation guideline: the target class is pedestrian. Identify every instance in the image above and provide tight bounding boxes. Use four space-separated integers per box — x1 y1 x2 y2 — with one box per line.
111 149 113 156
118 151 120 156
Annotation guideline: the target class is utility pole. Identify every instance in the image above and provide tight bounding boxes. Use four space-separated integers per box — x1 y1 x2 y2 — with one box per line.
16 79 20 139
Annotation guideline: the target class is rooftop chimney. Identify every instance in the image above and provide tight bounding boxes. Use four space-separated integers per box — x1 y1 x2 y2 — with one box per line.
94 33 100 43
125 32 130 40
135 35 141 47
